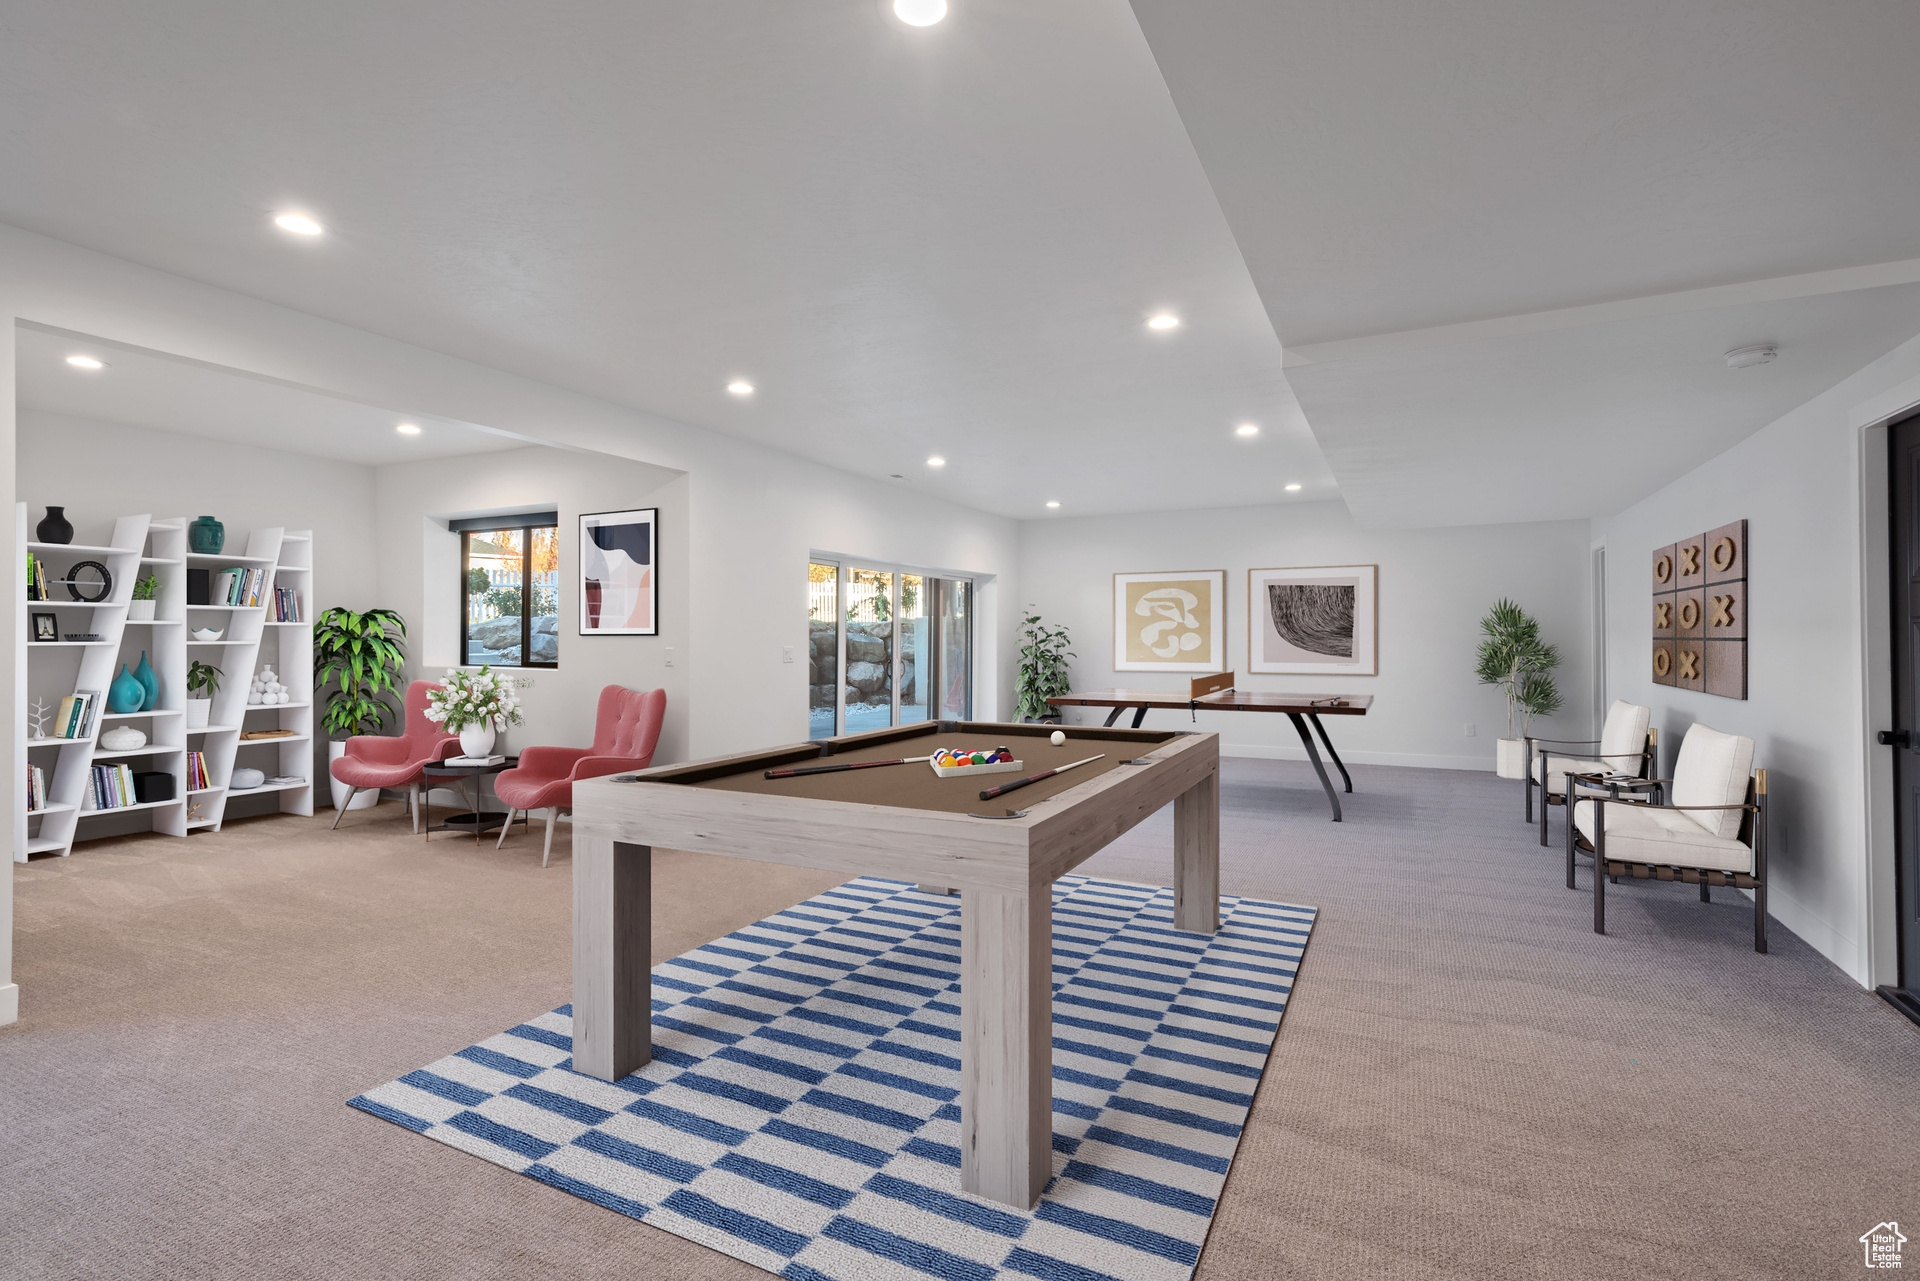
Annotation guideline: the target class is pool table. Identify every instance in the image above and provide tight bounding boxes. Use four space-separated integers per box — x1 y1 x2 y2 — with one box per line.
570 719 1221 1209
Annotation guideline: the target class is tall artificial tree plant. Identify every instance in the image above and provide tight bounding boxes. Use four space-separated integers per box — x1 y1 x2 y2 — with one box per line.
1015 614 1074 722
1475 599 1562 776
314 607 409 739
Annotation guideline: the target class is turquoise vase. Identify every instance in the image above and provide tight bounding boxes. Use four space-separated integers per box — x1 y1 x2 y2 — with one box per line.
108 664 146 715
134 651 159 711
188 515 225 555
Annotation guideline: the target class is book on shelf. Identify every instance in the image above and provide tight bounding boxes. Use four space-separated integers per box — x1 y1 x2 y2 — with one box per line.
87 763 139 810
55 690 101 740
25 763 46 812
271 587 303 623
25 551 50 601
186 751 210 791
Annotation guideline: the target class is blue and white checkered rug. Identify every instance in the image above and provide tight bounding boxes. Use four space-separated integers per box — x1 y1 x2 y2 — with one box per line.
350 874 1315 1281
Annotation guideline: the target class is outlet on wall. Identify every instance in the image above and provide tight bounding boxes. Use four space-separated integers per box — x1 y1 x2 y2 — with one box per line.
1464 723 1476 737
782 646 794 664
665 647 674 667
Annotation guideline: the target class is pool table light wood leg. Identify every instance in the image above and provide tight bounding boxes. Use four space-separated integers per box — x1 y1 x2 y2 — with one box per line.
1174 767 1220 934
960 885 1052 1209
572 831 653 1082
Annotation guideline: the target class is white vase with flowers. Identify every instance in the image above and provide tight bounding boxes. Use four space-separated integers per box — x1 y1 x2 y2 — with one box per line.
425 665 525 760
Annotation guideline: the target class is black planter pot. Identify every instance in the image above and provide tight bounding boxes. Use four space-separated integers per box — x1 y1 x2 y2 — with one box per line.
35 506 73 544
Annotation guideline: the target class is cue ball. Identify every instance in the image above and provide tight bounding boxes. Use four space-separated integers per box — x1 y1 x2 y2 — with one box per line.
1050 730 1066 746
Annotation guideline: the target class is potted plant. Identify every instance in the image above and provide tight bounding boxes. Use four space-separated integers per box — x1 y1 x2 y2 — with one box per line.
1014 613 1074 722
185 660 221 730
425 665 524 759
1474 598 1562 778
128 573 159 621
315 606 408 811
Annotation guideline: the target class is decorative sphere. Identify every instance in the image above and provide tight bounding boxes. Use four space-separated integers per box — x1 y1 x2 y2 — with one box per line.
1050 730 1066 746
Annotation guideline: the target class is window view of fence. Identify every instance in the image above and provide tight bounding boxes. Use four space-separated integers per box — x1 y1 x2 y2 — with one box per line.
464 524 560 667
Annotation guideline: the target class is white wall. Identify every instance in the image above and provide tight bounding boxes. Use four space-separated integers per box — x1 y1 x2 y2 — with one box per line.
1021 500 1593 768
0 221 1024 1023
372 446 692 764
1593 330 1920 987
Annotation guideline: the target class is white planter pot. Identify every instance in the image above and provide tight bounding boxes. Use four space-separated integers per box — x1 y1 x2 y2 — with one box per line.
127 600 155 621
1496 737 1527 780
185 698 211 730
459 724 497 759
329 740 381 810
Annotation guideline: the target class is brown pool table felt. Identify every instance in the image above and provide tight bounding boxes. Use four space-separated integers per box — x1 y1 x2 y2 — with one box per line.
688 724 1181 814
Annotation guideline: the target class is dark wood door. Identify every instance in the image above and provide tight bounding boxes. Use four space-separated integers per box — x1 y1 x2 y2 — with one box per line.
1887 411 1920 1017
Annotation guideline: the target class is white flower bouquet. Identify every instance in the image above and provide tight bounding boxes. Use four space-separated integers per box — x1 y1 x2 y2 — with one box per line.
425 665 526 732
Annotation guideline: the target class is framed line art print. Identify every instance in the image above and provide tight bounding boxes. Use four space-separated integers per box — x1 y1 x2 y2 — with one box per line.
1248 564 1377 676
1113 570 1226 673
580 508 658 636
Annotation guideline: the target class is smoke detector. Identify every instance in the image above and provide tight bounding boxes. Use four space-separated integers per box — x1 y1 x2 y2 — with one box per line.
1724 344 1777 369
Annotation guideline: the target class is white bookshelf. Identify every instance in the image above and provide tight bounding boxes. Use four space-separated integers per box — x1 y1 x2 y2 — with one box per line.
16 508 315 860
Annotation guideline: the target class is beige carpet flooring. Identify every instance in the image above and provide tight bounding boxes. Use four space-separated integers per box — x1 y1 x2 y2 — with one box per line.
2 761 1915 1280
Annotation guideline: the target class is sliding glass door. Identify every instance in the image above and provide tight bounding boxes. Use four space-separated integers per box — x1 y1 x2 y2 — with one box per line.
808 560 969 739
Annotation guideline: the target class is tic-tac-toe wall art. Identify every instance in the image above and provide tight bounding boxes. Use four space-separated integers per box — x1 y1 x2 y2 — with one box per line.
1652 520 1746 699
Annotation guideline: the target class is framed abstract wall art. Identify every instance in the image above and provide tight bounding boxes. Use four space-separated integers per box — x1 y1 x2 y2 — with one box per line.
580 508 658 636
1248 564 1378 676
1113 570 1226 673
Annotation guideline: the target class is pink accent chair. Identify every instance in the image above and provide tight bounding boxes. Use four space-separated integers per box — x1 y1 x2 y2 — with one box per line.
329 680 461 832
494 685 666 866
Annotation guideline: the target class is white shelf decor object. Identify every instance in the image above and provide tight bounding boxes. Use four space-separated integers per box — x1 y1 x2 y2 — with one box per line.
16 507 316 860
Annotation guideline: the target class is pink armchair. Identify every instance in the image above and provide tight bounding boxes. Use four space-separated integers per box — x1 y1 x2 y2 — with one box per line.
329 680 460 832
494 685 666 866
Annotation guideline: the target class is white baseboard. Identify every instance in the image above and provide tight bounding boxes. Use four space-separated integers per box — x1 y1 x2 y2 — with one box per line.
1220 742 1493 772
0 982 17 1026
1757 883 1868 987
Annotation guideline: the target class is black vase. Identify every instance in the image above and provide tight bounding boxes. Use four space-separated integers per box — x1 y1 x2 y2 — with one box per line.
36 506 72 545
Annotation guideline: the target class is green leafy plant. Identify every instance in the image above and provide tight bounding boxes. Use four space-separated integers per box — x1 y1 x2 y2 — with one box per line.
186 660 222 698
132 574 159 602
1015 614 1074 721
314 606 408 738
1475 598 1562 738
465 567 491 595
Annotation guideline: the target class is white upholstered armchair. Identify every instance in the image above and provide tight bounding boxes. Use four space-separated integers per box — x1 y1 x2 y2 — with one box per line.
1567 722 1768 953
1526 700 1656 846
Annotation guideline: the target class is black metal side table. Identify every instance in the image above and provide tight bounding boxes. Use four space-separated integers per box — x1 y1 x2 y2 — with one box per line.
422 756 524 843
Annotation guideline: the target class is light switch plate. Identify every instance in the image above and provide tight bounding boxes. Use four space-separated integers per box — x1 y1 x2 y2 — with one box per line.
665 647 674 667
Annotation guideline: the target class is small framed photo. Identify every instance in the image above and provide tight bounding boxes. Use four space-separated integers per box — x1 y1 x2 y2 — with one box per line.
1113 570 1227 673
580 507 658 636
31 612 59 643
1248 564 1378 676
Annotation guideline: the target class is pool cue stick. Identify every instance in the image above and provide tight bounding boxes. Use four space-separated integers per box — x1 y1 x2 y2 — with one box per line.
977 754 1105 801
764 755 932 780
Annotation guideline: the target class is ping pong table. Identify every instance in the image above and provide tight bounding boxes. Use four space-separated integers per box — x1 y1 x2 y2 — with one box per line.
1048 674 1371 820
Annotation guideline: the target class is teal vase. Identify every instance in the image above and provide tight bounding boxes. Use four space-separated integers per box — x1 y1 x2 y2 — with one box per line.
188 516 225 555
108 664 146 715
134 651 159 711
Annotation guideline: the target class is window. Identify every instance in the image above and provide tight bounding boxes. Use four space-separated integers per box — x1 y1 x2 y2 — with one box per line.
809 559 970 739
459 515 559 668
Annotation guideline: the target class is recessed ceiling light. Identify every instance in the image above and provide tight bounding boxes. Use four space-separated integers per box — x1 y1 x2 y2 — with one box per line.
273 212 325 236
1724 344 1777 369
1285 483 1302 492
1046 501 1060 509
64 354 105 370
396 423 422 436
893 0 947 26
926 456 946 468
1146 313 1181 331
1236 424 1259 437
727 380 755 396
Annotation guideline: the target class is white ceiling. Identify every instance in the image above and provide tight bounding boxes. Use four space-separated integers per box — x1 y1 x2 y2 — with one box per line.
14 324 525 465
0 0 1334 519
1129 0 1920 526
3 1 1917 527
